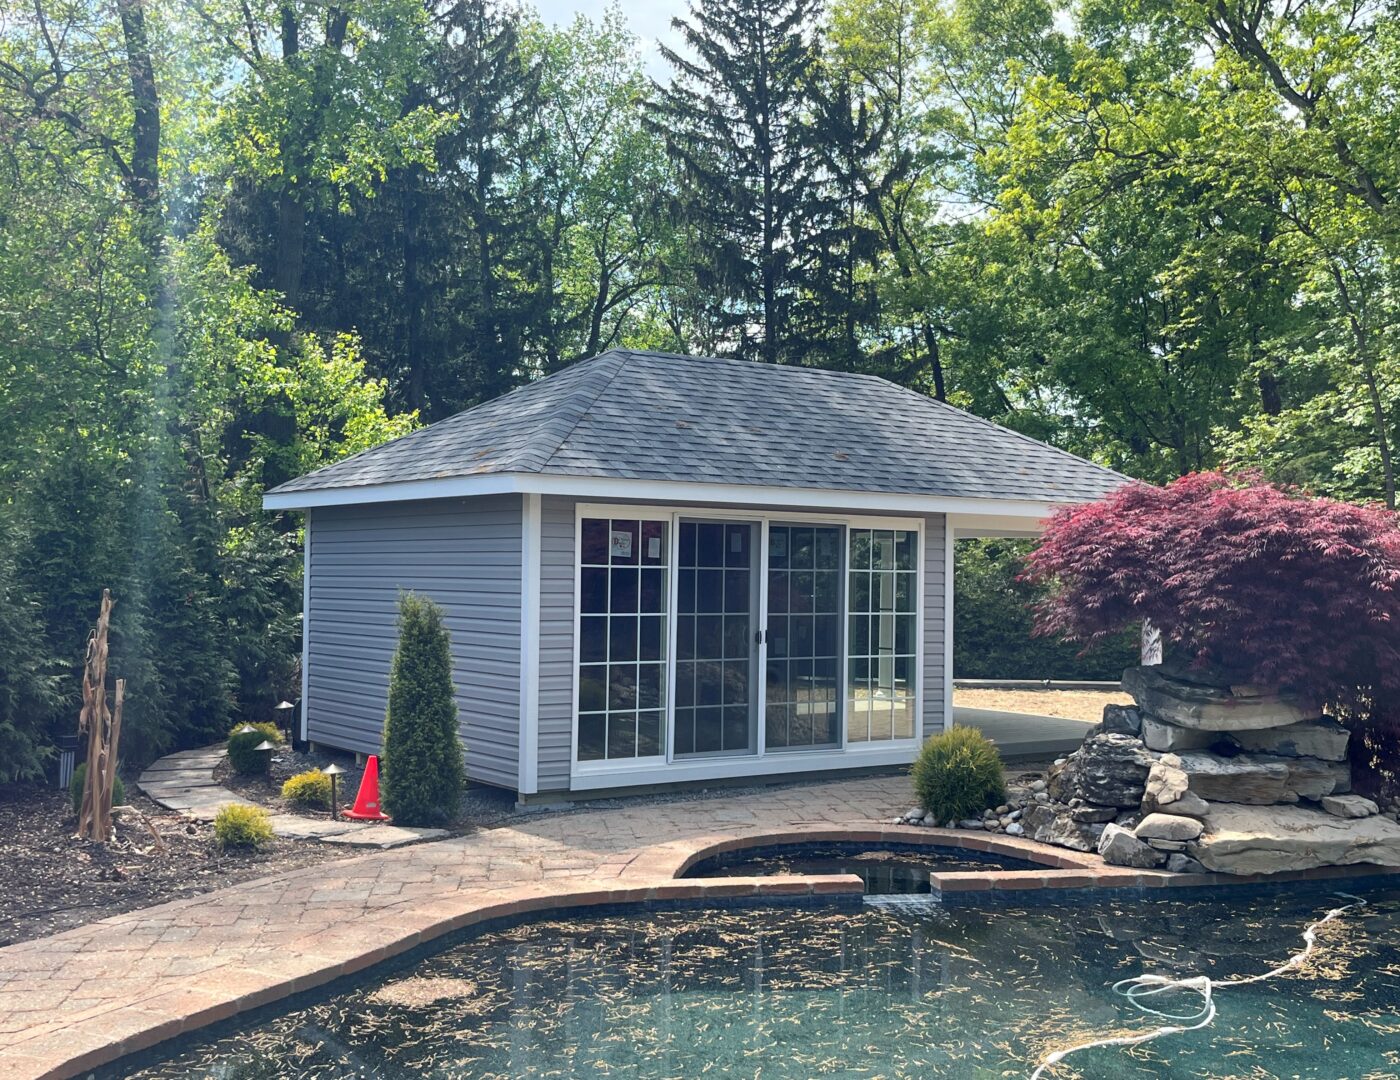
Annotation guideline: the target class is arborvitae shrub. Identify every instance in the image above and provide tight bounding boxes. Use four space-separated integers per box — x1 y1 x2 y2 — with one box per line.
226 721 284 774
381 593 464 827
281 769 331 809
911 727 1006 823
213 804 274 849
69 763 125 813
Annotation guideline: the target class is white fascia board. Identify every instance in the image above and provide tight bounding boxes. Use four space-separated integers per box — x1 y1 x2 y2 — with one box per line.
265 470 1070 522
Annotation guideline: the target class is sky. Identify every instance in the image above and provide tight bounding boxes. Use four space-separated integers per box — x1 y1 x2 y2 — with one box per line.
531 0 687 74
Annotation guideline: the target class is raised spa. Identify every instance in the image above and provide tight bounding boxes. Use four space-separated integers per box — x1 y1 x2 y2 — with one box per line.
684 840 1041 892
109 886 1398 1079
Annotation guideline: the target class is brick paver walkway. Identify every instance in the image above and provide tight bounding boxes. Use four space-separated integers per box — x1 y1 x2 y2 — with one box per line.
0 775 919 1079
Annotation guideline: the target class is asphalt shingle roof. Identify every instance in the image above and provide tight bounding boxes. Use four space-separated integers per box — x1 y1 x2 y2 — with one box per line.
267 349 1127 503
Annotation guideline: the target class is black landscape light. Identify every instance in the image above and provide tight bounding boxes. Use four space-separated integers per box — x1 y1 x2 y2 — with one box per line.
322 762 346 819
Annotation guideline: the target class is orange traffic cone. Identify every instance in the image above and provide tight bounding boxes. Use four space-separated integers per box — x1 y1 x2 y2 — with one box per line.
342 755 391 821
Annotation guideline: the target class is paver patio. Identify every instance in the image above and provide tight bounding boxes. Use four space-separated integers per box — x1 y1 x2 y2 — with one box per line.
2 772 1395 1080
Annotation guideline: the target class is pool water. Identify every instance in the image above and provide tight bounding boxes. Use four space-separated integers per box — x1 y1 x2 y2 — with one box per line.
114 887 1400 1079
686 842 1039 892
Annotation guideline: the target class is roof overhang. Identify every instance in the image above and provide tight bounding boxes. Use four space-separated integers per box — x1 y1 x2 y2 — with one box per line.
263 471 1097 529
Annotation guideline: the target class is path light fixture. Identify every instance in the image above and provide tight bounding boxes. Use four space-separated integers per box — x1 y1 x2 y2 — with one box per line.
273 700 295 737
254 740 277 773
322 763 346 820
236 724 257 735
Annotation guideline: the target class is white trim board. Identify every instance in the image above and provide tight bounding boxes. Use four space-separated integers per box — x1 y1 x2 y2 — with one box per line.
299 511 312 743
264 469 1074 523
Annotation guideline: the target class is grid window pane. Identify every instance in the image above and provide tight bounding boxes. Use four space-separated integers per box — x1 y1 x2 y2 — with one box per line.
847 528 918 743
676 520 755 755
578 518 668 761
766 524 842 751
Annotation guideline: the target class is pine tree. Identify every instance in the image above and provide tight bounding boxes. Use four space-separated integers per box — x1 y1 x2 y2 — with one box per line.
381 592 464 826
647 0 826 364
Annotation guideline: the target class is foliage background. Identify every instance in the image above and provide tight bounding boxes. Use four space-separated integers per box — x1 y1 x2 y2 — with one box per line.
1 0 1394 778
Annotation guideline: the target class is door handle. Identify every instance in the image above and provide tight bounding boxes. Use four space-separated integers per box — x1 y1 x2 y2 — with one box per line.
754 629 766 646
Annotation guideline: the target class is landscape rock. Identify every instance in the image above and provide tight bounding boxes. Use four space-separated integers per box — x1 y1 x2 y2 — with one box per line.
1097 823 1167 869
1123 665 1320 731
1144 838 1189 853
1166 853 1207 874
1176 752 1292 804
1321 794 1379 819
1023 803 1105 852
1191 803 1400 875
1278 755 1350 800
1069 805 1119 824
1048 733 1155 808
1228 718 1350 762
1141 716 1217 753
1101 704 1143 736
1134 813 1205 842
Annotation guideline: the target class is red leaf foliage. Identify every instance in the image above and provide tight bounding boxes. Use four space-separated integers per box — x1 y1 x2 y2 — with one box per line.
1024 472 1400 707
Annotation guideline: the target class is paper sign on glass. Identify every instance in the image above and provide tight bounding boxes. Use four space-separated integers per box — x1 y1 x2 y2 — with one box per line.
610 530 633 558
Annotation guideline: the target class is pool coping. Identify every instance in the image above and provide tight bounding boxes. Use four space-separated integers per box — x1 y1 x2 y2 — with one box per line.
18 825 1400 1080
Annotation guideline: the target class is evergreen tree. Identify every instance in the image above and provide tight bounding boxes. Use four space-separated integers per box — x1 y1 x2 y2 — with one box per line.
381 593 464 827
648 0 827 364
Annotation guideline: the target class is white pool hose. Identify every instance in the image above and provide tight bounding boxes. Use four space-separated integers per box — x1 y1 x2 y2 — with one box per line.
1028 893 1367 1079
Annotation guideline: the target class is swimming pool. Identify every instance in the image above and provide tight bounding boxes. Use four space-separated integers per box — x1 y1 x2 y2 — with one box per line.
112 886 1400 1078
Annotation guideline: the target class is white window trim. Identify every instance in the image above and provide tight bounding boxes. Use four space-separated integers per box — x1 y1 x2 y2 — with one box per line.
568 502 925 786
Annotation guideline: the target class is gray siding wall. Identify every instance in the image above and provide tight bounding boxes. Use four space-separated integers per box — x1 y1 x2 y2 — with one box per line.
537 495 577 791
306 494 523 789
533 496 948 791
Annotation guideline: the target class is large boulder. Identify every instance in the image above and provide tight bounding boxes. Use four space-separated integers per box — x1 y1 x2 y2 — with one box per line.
1098 823 1167 868
1022 803 1106 852
1228 718 1349 761
1191 803 1400 875
1321 794 1379 819
1123 665 1320 732
1135 812 1205 842
1049 733 1155 808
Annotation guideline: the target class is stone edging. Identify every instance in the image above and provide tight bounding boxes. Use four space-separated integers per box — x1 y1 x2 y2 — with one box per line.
136 745 447 849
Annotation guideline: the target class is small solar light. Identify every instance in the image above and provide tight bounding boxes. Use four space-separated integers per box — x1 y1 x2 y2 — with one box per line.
322 762 346 819
236 724 257 734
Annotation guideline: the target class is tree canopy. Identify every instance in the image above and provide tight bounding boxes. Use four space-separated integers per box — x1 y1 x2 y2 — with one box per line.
1 0 1396 775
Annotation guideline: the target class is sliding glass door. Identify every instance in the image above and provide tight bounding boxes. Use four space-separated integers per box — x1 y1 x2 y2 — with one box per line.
765 525 842 750
575 508 921 773
673 520 758 756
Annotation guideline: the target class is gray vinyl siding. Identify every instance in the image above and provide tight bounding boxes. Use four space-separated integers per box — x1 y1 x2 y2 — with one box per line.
305 495 523 789
533 496 948 792
537 495 577 791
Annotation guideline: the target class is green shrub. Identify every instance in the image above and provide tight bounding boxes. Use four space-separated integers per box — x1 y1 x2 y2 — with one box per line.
281 769 331 809
227 721 284 775
68 763 125 813
213 803 275 849
381 593 464 827
911 727 1006 824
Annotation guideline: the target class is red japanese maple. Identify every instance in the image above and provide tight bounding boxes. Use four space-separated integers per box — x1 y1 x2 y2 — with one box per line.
1024 472 1400 708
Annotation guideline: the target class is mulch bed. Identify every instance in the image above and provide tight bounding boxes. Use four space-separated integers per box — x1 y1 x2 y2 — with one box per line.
0 784 352 947
217 744 520 834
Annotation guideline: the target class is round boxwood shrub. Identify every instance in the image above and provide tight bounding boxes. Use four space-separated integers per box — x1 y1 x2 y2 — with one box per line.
381 592 464 827
281 769 331 809
69 764 125 814
213 804 274 850
911 727 1006 824
227 721 284 775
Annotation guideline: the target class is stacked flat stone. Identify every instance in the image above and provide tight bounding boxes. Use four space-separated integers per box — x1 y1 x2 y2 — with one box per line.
1026 665 1400 875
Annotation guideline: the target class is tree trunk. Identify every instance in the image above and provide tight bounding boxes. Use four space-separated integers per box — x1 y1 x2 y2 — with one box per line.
115 0 161 264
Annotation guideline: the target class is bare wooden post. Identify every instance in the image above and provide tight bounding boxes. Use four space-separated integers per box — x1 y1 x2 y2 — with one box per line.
76 591 122 842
